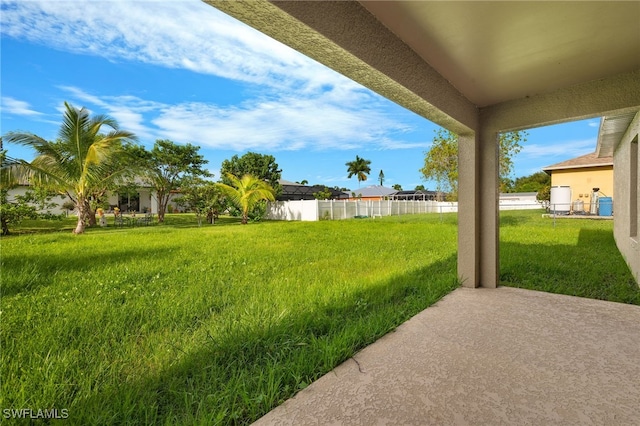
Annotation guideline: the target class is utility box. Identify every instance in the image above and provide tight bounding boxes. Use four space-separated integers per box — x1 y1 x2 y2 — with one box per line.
599 197 613 216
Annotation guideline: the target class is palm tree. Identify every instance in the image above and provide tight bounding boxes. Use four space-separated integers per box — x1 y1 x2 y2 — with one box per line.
3 102 136 234
345 155 372 187
216 173 275 224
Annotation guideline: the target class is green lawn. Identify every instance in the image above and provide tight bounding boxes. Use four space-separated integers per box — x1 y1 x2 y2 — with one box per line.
1 211 638 424
2 213 459 425
499 210 640 303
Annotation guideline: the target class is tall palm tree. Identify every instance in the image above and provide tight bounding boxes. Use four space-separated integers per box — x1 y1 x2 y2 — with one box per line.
216 173 275 224
345 155 372 187
3 102 136 234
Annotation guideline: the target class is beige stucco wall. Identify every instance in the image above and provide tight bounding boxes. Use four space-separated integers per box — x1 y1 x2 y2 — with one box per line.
550 167 613 213
613 112 640 285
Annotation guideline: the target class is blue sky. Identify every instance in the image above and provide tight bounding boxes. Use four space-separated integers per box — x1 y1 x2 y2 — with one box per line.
1 0 601 191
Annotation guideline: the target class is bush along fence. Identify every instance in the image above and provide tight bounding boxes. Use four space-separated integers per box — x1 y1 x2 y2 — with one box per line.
266 198 550 221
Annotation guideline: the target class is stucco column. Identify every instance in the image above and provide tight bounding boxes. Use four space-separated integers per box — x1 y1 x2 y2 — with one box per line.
458 132 480 287
479 126 500 288
458 128 499 288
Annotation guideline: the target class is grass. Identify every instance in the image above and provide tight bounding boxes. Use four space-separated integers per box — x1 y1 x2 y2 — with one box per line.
1 210 638 424
7 213 241 234
1 213 459 425
499 210 640 304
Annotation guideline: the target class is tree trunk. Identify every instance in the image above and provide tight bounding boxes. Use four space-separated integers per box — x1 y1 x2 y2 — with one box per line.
1 218 9 236
87 206 97 227
157 190 167 223
73 200 87 234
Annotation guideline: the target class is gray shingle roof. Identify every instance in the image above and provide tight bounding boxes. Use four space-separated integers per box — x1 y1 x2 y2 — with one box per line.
542 152 613 172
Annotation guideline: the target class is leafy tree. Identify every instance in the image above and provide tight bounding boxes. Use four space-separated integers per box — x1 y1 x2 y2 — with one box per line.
345 155 371 187
420 128 526 200
313 186 332 200
392 184 403 191
415 184 425 191
174 176 224 226
298 179 309 185
512 171 551 193
0 148 35 235
220 152 281 219
0 190 39 235
537 184 551 209
140 140 210 223
216 173 275 224
378 170 385 186
220 152 282 195
499 131 525 192
419 129 458 200
3 102 136 234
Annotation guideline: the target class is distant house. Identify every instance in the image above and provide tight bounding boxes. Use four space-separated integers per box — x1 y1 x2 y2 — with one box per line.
277 180 348 201
542 152 613 213
350 185 397 201
389 189 438 201
6 178 164 215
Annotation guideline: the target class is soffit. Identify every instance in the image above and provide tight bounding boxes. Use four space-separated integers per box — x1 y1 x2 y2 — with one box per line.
359 1 640 107
596 111 639 157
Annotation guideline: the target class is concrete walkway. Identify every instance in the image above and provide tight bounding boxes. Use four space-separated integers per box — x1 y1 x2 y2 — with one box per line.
254 287 640 425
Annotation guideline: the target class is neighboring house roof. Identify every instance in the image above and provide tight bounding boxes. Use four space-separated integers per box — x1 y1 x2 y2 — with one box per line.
542 152 613 173
390 190 439 200
351 185 397 198
277 180 348 201
279 179 304 186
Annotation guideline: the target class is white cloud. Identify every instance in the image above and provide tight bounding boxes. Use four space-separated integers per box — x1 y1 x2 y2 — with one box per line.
2 0 424 151
58 86 421 152
58 86 162 141
0 0 358 95
1 97 43 117
520 138 596 160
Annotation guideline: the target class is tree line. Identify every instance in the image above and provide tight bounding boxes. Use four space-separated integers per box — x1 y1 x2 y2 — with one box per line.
2 102 551 234
1 102 279 234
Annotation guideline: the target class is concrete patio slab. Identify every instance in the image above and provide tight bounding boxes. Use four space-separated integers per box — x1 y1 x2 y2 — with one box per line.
254 287 640 425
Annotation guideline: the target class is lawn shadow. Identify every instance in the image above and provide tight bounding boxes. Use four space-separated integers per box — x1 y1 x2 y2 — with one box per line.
500 228 639 304
1 247 176 297
68 255 459 424
499 212 534 227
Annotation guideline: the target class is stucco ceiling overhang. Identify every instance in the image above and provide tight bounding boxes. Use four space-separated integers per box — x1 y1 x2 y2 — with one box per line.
360 1 640 108
208 1 640 134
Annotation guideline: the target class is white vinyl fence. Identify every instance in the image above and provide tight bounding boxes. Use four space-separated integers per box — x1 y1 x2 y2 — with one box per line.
266 200 458 221
266 198 546 221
